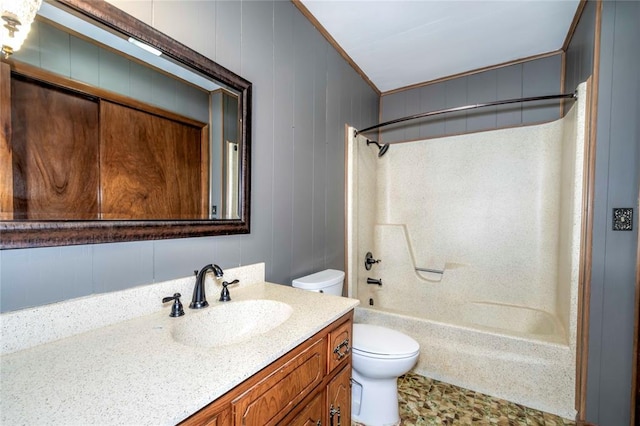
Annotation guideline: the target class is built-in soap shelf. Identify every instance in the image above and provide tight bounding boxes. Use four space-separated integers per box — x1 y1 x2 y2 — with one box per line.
415 267 444 274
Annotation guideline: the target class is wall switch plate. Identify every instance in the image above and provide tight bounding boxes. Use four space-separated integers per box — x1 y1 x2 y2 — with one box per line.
612 208 633 231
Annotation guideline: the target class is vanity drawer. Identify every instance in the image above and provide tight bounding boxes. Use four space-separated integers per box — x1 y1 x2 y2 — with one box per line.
328 319 352 373
196 407 231 426
287 390 325 426
232 337 326 426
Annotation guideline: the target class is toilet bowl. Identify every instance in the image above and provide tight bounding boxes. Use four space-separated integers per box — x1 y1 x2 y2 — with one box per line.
351 324 419 426
292 270 420 426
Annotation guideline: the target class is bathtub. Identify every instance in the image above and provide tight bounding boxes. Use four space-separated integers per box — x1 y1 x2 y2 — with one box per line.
461 301 565 342
354 304 576 419
346 83 587 421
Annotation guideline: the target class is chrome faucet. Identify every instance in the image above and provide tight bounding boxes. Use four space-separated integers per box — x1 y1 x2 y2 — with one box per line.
190 264 224 309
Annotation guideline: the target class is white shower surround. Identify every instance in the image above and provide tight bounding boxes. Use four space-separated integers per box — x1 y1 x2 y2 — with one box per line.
346 82 587 419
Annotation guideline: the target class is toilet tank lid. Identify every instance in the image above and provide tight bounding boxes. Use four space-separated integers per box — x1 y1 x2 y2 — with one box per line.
353 324 420 356
292 269 344 290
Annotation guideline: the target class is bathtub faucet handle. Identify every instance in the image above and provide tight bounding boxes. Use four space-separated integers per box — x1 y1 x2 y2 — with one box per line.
366 277 382 286
364 252 381 270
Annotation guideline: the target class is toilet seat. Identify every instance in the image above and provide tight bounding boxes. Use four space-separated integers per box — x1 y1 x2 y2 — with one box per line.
353 324 420 358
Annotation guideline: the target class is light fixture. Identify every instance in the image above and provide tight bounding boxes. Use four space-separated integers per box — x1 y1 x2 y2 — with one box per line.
128 37 162 56
1 0 43 58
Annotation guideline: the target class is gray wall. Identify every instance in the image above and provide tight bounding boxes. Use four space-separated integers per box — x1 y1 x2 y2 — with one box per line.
0 1 378 312
566 1 639 424
378 54 562 144
13 19 210 123
563 1 596 98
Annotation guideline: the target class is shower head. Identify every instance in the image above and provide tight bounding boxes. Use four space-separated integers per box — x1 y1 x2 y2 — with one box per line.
366 139 390 158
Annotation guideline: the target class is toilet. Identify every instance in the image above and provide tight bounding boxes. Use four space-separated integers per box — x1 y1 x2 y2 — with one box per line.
292 269 420 426
291 269 345 295
351 324 419 425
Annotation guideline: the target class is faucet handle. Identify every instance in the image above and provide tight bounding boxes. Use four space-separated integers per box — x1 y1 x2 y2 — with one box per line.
162 293 185 317
219 279 239 302
364 252 381 270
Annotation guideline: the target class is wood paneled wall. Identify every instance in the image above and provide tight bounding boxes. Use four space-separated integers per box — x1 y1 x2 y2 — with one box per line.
0 0 378 312
572 1 640 425
379 54 562 144
564 2 597 95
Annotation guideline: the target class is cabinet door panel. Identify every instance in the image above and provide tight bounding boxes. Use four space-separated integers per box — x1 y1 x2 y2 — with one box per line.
233 338 326 426
328 320 351 373
327 365 351 426
287 391 324 426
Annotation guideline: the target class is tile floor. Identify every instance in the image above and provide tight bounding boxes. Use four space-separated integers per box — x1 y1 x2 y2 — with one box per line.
354 373 576 425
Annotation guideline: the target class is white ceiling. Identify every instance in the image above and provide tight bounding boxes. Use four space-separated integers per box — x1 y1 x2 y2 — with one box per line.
299 0 580 93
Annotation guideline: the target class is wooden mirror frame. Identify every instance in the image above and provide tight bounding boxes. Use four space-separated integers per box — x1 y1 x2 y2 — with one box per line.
0 0 251 249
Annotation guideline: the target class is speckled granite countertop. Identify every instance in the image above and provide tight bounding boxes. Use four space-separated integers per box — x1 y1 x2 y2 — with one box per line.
1 276 358 425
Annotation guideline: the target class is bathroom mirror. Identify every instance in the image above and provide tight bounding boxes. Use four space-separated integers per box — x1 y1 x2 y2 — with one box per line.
0 0 251 249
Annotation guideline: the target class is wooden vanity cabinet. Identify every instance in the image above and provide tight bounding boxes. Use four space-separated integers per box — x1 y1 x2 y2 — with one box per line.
184 407 231 426
233 337 326 425
180 311 353 426
326 364 352 425
287 391 324 426
328 319 351 374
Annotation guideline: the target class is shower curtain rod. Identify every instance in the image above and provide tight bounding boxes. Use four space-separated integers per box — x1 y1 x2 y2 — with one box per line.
354 92 577 135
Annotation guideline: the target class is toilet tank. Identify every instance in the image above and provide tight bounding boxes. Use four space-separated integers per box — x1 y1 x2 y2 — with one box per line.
292 269 344 296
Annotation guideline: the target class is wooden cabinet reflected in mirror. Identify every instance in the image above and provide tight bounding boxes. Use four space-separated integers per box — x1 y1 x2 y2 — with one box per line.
7 70 210 221
100 100 207 220
10 74 101 220
0 0 251 249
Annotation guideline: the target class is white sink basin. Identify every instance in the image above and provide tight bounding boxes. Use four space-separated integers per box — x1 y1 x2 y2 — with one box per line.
171 300 293 348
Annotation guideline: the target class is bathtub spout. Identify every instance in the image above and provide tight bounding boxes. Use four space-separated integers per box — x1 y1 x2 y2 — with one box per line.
367 278 382 286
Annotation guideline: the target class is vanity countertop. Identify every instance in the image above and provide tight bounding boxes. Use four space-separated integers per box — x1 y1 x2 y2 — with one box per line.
0 281 358 425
